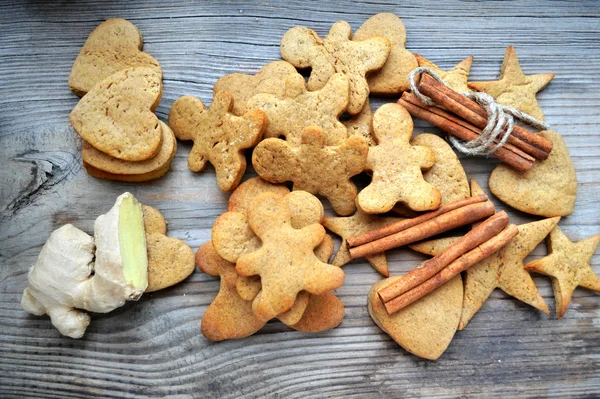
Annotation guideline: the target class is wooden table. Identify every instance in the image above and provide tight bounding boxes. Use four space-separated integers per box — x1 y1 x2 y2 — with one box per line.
1 1 599 397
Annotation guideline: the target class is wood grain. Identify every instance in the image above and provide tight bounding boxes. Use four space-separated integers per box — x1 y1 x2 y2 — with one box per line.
1 0 599 397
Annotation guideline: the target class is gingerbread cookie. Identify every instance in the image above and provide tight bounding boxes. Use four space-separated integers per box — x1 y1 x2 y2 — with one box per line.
197 238 340 339
357 103 441 214
142 206 195 293
291 291 345 333
353 13 418 94
197 242 266 341
253 127 368 216
415 54 473 93
235 192 345 321
343 98 376 146
468 46 554 120
368 275 463 360
247 73 349 145
323 209 400 276
280 21 390 114
70 67 163 162
68 18 162 97
489 130 577 217
412 133 470 204
214 61 299 116
82 121 176 182
525 227 600 318
168 91 266 191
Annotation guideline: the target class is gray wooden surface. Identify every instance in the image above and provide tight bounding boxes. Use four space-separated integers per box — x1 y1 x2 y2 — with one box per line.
1 1 599 398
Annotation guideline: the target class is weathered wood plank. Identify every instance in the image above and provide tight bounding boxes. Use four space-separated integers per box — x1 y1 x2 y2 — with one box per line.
0 0 599 398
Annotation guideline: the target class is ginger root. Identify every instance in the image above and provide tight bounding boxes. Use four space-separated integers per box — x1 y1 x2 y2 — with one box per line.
21 193 148 338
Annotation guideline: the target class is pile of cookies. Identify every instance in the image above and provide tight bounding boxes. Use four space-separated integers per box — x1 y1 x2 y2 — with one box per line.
68 19 176 182
64 14 599 360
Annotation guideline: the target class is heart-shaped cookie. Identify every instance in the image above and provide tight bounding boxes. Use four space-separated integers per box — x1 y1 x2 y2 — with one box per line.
69 18 162 97
489 130 577 217
368 275 463 360
142 206 195 293
70 67 163 162
83 121 176 182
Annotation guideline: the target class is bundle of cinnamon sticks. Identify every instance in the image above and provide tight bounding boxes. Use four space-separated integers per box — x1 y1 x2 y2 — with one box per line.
347 195 518 315
398 73 553 172
378 212 517 315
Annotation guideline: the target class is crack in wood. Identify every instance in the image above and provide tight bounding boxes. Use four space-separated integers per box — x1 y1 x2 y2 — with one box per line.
1 151 81 220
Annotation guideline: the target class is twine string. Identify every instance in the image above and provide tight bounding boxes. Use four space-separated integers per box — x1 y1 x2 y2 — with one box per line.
407 67 550 156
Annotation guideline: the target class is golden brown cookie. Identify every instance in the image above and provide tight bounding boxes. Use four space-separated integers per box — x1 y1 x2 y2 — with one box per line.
357 103 441 214
142 205 167 235
489 130 577 217
142 206 195 293
68 18 162 97
290 291 345 332
468 46 554 120
411 133 470 204
353 13 417 94
214 179 335 305
343 98 376 146
525 227 600 318
70 67 163 162
236 192 345 321
168 91 266 191
415 54 473 93
214 61 299 116
82 121 176 182
196 242 266 341
280 21 390 114
247 73 349 145
368 275 463 360
253 127 368 216
197 238 340 339
322 209 400 276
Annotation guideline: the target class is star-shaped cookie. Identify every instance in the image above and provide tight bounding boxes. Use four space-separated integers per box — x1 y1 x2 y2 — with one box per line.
322 209 400 276
525 227 600 318
468 46 554 120
414 54 473 93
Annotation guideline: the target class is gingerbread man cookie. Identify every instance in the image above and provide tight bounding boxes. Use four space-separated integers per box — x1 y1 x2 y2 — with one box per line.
357 103 441 214
280 21 390 114
247 73 350 145
213 61 299 116
252 127 368 216
168 91 266 191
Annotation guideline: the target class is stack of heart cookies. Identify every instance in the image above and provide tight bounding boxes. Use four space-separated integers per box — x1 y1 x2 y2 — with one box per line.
68 19 176 182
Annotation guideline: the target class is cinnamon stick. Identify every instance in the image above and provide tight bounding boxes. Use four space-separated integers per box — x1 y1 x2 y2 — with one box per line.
377 211 510 303
348 194 489 248
419 73 553 157
348 201 496 260
402 93 536 164
398 95 535 172
382 224 519 315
